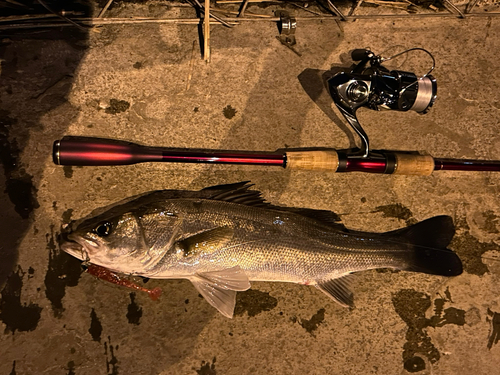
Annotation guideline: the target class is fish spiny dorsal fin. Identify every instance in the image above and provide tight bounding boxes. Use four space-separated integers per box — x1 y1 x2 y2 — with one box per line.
202 181 269 207
202 182 346 224
316 274 355 308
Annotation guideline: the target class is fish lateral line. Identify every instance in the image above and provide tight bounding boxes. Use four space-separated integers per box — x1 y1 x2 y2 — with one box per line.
85 264 162 301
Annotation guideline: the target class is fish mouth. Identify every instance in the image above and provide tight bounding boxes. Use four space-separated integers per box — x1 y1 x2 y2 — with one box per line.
60 238 86 261
59 230 89 261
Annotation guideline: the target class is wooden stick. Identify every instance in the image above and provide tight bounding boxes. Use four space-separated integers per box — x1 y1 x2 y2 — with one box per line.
211 8 272 17
441 0 465 17
204 0 210 61
349 0 365 16
98 0 115 18
217 0 283 3
465 0 480 13
364 0 409 6
239 0 251 17
4 12 500 31
186 41 197 90
363 0 409 9
325 0 347 21
5 0 29 8
290 2 323 16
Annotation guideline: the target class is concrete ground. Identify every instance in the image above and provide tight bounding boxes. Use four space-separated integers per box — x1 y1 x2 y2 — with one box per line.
1 1 500 374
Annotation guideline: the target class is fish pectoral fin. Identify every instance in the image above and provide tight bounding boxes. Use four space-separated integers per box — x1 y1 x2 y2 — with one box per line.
190 267 251 318
177 227 234 257
316 275 355 308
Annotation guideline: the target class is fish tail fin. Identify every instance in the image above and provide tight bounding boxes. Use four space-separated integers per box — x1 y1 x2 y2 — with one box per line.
387 215 463 276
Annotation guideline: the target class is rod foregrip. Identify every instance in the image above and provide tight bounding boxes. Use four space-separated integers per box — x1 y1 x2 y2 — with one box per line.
286 151 340 171
393 153 435 175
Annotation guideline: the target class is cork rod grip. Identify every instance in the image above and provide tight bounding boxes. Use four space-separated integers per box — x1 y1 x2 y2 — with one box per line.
286 151 339 171
393 153 435 175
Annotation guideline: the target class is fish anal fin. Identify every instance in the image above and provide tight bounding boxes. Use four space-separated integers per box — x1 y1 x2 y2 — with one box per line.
177 227 234 257
316 274 355 308
190 267 251 318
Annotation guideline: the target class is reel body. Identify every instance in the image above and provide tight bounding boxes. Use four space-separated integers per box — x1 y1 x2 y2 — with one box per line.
328 48 437 157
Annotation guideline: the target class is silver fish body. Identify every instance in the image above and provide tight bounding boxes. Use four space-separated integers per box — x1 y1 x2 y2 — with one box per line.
61 182 463 317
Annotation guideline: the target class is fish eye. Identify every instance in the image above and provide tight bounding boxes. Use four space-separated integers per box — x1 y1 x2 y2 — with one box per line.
94 222 112 237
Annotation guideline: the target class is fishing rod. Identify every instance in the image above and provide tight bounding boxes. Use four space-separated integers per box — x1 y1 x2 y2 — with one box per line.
52 48 500 175
52 136 500 175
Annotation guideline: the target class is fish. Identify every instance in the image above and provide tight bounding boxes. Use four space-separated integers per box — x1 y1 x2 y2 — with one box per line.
60 181 463 318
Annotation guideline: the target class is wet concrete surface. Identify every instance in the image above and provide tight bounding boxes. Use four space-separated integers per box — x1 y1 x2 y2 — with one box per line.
1 1 500 374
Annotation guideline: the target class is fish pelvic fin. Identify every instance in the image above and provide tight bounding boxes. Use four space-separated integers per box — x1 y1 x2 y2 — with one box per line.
316 274 355 308
387 215 463 276
190 266 251 318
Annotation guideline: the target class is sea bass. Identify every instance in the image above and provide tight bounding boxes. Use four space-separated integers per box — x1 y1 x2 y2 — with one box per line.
60 182 463 318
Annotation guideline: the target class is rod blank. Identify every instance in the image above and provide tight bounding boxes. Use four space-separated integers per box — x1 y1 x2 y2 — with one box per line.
53 136 285 167
53 136 500 174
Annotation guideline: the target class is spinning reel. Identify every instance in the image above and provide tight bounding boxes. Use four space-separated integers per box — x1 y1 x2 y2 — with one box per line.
328 48 437 157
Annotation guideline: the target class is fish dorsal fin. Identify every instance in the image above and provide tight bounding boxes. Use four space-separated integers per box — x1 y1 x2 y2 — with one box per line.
316 274 355 308
202 181 252 192
203 181 269 207
283 208 344 229
176 227 234 257
201 183 344 228
190 266 251 318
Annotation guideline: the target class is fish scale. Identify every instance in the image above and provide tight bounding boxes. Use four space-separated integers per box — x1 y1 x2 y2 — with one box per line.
60 182 462 318
147 199 409 281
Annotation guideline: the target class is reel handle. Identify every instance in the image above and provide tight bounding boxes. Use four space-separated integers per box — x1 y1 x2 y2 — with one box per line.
351 49 371 61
